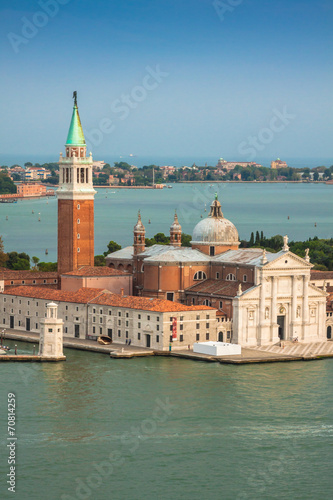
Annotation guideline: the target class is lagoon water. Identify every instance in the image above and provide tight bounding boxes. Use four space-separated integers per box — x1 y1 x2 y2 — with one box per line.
0 183 333 499
0 182 332 261
0 340 332 500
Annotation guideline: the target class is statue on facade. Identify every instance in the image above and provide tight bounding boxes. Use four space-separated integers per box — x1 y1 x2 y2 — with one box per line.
305 248 310 262
283 235 289 251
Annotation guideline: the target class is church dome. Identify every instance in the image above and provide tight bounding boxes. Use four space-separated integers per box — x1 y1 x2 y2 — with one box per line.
191 196 239 246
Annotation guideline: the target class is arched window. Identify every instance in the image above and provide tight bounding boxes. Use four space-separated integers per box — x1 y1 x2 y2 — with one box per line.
141 265 144 272
203 299 211 306
243 275 247 282
226 273 236 281
327 326 332 340
194 271 207 280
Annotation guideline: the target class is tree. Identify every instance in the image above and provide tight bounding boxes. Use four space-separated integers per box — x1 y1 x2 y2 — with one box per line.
24 162 33 167
181 233 192 247
313 171 319 181
94 255 106 266
6 252 30 269
0 236 8 267
31 256 40 270
38 262 57 271
249 232 254 246
104 241 121 256
0 173 16 194
255 231 260 245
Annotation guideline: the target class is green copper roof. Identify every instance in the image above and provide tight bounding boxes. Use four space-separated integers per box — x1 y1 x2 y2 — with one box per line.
66 105 86 146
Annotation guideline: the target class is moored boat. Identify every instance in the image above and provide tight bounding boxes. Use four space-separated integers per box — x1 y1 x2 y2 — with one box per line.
97 335 112 345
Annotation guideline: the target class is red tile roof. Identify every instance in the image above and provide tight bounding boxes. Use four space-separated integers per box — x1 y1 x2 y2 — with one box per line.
311 271 333 281
62 266 127 277
186 279 253 297
2 287 215 313
90 293 215 313
3 286 104 304
0 270 58 280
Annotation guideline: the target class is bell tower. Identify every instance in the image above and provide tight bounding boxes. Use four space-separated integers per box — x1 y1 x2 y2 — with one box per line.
133 211 145 255
170 211 182 247
57 92 96 275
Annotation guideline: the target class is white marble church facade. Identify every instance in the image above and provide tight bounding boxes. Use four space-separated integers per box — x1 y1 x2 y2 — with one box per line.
233 248 327 347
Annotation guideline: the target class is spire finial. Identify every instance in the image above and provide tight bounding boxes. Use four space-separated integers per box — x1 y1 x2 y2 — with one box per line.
215 192 218 200
73 91 77 107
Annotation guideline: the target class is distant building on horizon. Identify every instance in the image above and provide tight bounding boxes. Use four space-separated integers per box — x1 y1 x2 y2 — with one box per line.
271 158 288 169
216 158 262 171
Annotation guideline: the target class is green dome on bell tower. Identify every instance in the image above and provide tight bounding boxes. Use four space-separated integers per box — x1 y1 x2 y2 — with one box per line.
66 91 86 146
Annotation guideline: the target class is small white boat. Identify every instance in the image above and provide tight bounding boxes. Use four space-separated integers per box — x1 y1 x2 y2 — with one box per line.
0 349 7 355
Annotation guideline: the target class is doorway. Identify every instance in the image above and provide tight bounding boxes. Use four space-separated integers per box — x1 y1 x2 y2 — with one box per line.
10 316 14 329
107 328 113 340
26 318 30 331
218 331 223 342
277 316 285 340
146 334 151 348
74 324 80 338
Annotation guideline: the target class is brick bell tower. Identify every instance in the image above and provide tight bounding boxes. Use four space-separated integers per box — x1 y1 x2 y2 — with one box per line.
57 92 96 275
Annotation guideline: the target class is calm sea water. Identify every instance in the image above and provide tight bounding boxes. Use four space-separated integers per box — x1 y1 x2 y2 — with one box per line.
0 340 332 500
0 183 332 261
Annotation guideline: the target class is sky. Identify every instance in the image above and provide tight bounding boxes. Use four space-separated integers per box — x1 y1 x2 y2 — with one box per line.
0 0 332 163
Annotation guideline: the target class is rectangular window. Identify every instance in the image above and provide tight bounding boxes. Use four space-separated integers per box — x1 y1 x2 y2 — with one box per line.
157 325 159 331
76 307 79 312
65 316 68 321
65 327 68 333
206 332 209 340
170 335 173 342
167 293 174 301
100 317 103 324
157 317 160 322
93 326 95 334
219 301 223 309
206 314 210 319
126 312 129 318
109 310 112 315
126 321 129 327
118 330 121 337
138 332 141 340
180 316 184 321
192 297 195 305
196 323 200 329
66 305 68 311
156 335 159 343
196 315 200 320
180 324 183 330
147 315 150 320
196 333 200 341
93 308 96 313
36 312 38 317
216 272 220 279
100 309 103 314
227 331 231 340
36 323 38 329
170 325 173 331
180 334 184 342
126 331 129 339
138 322 141 328
118 311 121 317
100 327 103 335
206 323 209 328
138 314 141 319
118 320 121 326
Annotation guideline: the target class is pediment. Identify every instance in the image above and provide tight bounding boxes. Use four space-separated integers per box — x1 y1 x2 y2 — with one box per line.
264 251 312 271
308 283 328 297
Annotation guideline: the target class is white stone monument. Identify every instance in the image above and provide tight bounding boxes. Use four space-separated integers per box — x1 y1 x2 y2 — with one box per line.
39 303 64 358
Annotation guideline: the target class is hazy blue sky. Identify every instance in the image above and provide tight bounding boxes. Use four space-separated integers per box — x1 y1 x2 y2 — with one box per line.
1 0 332 161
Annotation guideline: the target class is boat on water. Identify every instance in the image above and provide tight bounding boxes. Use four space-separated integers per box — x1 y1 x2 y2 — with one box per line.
97 335 112 345
0 199 17 203
0 349 7 355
